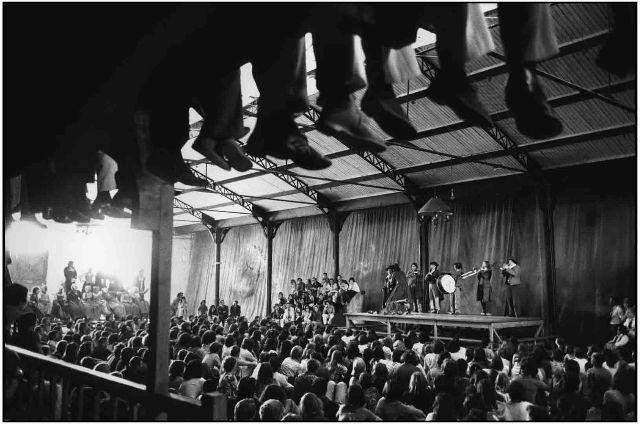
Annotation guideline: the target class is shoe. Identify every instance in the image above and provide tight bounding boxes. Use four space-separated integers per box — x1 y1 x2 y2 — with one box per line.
21 212 47 229
480 312 486 316
426 72 493 127
52 208 74 224
505 66 563 139
486 312 492 316
361 86 417 139
448 311 454 315
192 135 231 171
147 149 209 187
317 99 387 153
247 116 332 170
220 139 252 172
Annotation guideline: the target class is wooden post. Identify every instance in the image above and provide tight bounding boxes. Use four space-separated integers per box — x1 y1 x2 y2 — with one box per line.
418 217 430 276
132 111 172 398
201 392 227 421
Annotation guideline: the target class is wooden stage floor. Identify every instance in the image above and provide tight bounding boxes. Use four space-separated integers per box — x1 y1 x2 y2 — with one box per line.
344 312 545 344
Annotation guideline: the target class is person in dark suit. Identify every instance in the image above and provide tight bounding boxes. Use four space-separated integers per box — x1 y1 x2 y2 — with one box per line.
502 257 521 317
476 261 493 316
425 262 441 313
230 300 241 319
217 300 229 323
63 261 77 294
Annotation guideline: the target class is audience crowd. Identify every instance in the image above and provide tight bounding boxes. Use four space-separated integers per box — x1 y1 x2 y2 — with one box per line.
5 281 636 421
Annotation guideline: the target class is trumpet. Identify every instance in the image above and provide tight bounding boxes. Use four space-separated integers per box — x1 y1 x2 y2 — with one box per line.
500 263 515 270
460 268 479 280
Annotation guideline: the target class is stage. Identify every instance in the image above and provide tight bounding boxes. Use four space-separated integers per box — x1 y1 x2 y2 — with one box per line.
344 312 545 344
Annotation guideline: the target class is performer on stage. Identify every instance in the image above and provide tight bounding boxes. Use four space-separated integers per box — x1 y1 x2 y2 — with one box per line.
501 257 521 317
383 266 396 309
387 264 409 314
449 262 464 315
64 261 77 294
217 300 229 322
134 269 147 301
407 263 423 313
477 261 493 315
425 262 441 313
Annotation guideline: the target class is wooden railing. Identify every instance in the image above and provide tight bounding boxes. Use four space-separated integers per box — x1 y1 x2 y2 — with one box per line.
6 345 226 421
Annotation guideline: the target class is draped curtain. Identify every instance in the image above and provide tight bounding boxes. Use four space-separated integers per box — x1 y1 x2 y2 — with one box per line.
272 215 334 304
339 204 420 311
553 190 636 343
171 234 195 304
219 224 267 320
429 190 548 318
183 231 215 314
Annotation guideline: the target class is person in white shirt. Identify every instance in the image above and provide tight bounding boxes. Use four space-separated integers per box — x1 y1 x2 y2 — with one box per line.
348 277 361 293
280 346 303 379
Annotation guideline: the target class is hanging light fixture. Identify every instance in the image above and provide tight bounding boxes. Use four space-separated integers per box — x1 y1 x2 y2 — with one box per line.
418 193 453 227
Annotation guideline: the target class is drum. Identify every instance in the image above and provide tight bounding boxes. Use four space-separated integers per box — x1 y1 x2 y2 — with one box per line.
437 274 457 294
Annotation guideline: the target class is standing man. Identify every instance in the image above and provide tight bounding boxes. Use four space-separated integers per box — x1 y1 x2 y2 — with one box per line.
217 300 229 323
64 261 77 294
425 262 441 313
134 269 147 301
449 262 464 315
502 257 521 317
407 262 423 312
383 266 395 309
230 300 241 319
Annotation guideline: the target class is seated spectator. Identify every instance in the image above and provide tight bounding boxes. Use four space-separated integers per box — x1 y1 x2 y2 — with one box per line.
312 377 339 421
178 359 204 399
337 384 381 421
300 392 327 421
402 371 434 415
499 380 533 421
375 376 426 421
234 398 258 421
259 399 284 421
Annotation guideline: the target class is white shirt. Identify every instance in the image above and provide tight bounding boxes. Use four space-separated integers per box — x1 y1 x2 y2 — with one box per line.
280 357 303 378
349 281 361 292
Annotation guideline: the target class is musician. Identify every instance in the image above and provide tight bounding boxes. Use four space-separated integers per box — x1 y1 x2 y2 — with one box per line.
84 268 95 286
407 263 423 312
477 261 493 315
387 264 409 313
449 262 464 315
425 262 441 313
383 266 396 308
170 292 184 316
63 261 77 294
501 257 521 317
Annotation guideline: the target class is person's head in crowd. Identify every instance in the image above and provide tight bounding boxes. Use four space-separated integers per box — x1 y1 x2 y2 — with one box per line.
432 392 456 421
292 374 314 404
62 342 78 363
94 362 112 373
259 399 284 421
408 370 428 395
259 383 286 405
358 372 373 390
202 379 217 394
170 360 186 379
80 356 96 369
401 349 419 366
183 359 201 381
382 375 404 402
78 341 92 360
601 401 625 421
237 377 257 400
234 398 257 422
300 392 324 421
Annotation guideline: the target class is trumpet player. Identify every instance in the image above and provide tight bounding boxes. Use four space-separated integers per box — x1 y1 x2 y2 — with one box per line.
425 262 441 313
449 262 464 314
501 257 521 317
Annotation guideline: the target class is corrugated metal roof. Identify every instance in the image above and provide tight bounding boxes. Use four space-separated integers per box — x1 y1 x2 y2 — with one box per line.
176 3 635 226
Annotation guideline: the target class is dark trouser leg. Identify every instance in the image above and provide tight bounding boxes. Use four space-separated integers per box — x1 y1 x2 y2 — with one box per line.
193 69 244 140
431 3 468 75
481 301 487 314
498 4 558 67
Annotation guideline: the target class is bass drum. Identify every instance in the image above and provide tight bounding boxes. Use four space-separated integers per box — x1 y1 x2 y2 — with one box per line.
437 274 457 294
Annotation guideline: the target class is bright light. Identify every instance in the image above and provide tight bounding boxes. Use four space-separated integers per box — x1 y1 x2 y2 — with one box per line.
5 219 49 255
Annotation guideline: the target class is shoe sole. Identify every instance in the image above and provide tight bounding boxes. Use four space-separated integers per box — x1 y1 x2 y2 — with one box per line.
221 141 253 172
193 137 232 171
317 120 386 153
506 95 563 140
361 102 418 139
426 88 493 128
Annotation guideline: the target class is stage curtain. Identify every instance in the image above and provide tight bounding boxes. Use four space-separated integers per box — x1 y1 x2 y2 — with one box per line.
181 231 214 314
272 215 334 304
428 191 548 319
219 224 267 320
339 204 420 312
553 190 636 343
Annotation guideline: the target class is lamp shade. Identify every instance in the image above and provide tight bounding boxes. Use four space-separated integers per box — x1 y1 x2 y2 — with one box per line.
418 196 453 217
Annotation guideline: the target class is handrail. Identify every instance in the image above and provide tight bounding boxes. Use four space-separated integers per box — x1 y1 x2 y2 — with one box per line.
6 344 218 420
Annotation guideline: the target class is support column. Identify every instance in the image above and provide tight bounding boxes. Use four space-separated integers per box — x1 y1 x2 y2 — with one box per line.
131 111 173 399
327 212 350 281
211 227 229 306
418 217 430 275
540 183 557 335
262 221 282 315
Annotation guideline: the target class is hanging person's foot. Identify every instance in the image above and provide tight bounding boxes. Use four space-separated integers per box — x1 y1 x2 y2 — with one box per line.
317 96 387 153
147 148 209 187
246 113 331 170
505 65 563 139
426 70 493 128
361 85 417 139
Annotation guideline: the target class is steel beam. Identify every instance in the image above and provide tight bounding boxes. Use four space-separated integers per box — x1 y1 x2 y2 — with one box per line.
303 106 424 206
189 168 269 224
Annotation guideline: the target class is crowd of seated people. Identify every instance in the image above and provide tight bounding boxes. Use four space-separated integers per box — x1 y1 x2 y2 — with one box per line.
272 273 362 327
5 280 637 421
